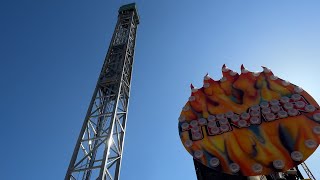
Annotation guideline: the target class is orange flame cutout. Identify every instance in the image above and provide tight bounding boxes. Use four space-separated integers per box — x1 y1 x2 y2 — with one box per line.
178 65 320 176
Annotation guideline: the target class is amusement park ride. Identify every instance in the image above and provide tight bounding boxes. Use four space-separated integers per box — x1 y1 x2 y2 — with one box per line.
180 65 319 180
65 3 318 180
65 3 139 180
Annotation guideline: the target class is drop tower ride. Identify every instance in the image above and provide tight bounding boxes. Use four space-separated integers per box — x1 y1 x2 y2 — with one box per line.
65 3 139 180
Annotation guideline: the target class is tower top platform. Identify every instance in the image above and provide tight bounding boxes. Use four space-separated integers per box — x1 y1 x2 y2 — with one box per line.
119 3 140 24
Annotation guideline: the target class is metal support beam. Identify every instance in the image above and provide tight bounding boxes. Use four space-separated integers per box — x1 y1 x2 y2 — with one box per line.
65 3 139 180
300 162 315 180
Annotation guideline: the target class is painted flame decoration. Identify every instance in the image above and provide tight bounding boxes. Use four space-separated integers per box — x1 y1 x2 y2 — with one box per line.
178 64 320 176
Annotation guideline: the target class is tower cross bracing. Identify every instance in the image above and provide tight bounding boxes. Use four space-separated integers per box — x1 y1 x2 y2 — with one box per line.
66 3 139 180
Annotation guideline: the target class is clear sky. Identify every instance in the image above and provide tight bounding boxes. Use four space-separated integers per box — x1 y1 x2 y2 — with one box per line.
1 0 320 179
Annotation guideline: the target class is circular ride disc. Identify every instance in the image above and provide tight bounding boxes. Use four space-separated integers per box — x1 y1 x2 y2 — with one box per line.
178 65 320 176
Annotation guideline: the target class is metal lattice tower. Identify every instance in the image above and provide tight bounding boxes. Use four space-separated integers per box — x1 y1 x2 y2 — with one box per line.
65 3 139 180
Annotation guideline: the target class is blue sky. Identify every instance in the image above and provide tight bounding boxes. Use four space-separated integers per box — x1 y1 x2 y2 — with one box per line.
1 0 320 179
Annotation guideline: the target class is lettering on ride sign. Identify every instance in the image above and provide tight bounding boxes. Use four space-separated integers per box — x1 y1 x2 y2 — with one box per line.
180 94 318 141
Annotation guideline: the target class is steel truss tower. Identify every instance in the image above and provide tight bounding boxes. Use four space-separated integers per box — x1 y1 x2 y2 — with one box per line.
66 3 139 180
